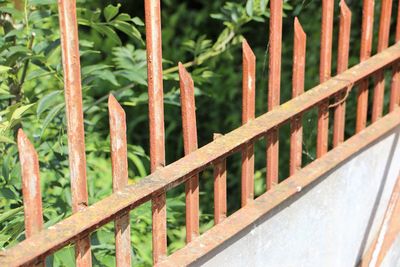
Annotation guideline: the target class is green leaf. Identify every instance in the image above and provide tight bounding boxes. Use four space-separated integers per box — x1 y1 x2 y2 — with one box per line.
82 64 111 77
0 207 23 224
0 135 15 144
41 103 64 135
246 0 254 16
54 246 75 267
0 7 23 19
10 104 35 121
92 69 120 86
0 187 16 200
37 90 62 116
110 21 142 42
114 13 131 22
131 17 145 26
92 24 121 45
128 152 147 177
78 18 91 26
104 4 121 22
0 65 11 74
260 0 267 13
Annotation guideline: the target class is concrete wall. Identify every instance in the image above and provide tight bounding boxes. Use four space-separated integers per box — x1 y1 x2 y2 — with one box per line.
193 127 400 267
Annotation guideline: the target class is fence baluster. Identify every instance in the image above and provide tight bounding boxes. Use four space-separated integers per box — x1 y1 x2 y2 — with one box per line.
390 2 400 112
317 0 334 158
333 1 352 148
178 63 199 243
17 129 44 267
108 95 131 267
213 133 227 225
58 0 91 265
241 40 256 206
290 18 306 176
357 0 375 133
144 0 167 263
266 0 282 190
372 0 393 122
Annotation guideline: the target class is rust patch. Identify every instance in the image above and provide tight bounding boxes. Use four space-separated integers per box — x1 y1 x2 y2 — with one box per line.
290 18 306 176
241 40 256 206
58 0 92 265
179 63 200 243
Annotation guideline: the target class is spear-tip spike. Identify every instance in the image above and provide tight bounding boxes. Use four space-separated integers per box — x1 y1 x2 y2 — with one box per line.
294 17 307 41
108 94 125 117
340 0 352 19
17 128 26 144
242 39 256 62
17 129 34 153
178 62 194 88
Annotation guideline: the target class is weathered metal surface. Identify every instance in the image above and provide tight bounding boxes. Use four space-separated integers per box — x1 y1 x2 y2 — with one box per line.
397 0 400 40
108 95 131 267
390 63 400 113
333 1 351 148
317 0 334 158
2 43 400 267
266 0 282 190
361 175 400 267
357 0 375 133
144 0 167 263
179 63 199 243
17 130 44 238
390 3 400 112
241 40 256 206
158 109 400 267
17 130 44 267
57 0 91 265
213 133 227 225
372 0 393 122
290 18 306 176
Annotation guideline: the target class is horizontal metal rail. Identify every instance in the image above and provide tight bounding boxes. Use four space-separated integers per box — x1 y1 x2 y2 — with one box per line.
1 43 400 267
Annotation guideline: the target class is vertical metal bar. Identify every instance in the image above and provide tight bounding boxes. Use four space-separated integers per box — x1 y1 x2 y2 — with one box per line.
17 129 44 267
266 0 282 190
372 0 393 122
58 0 91 265
333 1 352 148
178 63 199 243
397 0 400 40
290 18 306 176
108 95 131 267
356 0 375 133
213 133 227 225
317 0 334 158
389 2 400 112
144 0 167 263
241 40 256 206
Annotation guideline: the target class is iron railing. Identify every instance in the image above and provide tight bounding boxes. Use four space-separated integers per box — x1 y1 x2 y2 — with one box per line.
1 0 400 266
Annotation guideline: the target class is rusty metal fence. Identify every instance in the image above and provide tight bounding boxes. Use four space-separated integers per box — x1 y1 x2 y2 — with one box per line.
2 0 400 266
